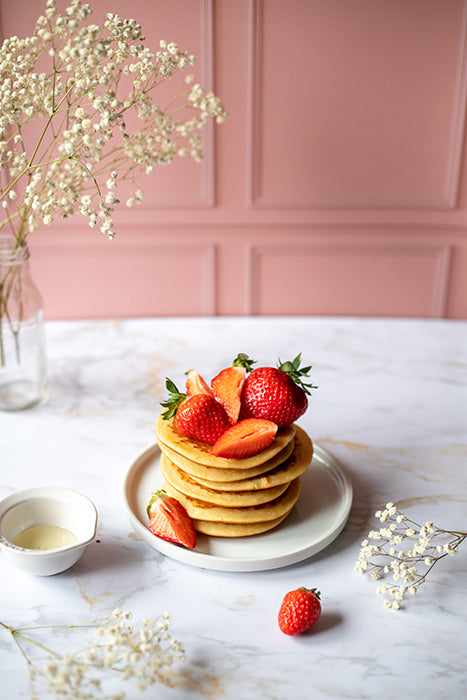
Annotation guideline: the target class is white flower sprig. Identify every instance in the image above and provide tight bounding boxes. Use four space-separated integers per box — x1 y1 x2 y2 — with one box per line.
1 608 185 698
0 0 226 371
355 502 466 610
0 0 226 244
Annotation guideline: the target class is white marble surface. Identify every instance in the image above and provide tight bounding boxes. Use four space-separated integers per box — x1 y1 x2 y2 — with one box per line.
0 316 466 699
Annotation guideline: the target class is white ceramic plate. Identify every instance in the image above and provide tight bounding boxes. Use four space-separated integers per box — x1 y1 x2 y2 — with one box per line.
123 443 353 572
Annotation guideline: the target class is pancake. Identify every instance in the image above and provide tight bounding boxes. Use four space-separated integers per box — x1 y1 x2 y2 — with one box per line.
158 439 295 483
155 412 295 469
192 513 290 537
160 452 290 506
162 477 301 524
192 425 313 491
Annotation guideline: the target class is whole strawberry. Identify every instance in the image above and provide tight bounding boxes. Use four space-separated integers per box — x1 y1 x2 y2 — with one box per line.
278 587 321 635
175 393 230 444
161 378 230 444
241 354 316 427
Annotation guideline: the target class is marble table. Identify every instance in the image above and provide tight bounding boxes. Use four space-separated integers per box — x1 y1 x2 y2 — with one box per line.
0 316 466 699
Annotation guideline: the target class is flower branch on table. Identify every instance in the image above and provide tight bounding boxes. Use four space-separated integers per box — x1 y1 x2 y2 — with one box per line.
1 609 185 698
355 502 466 609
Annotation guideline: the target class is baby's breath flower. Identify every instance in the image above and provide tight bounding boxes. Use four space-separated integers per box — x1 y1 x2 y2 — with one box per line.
0 0 225 247
1 609 184 698
355 502 466 609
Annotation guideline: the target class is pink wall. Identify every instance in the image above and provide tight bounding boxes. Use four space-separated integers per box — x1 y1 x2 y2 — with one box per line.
2 0 467 318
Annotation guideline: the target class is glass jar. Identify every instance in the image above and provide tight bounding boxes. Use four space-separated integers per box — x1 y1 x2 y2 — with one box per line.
0 233 48 410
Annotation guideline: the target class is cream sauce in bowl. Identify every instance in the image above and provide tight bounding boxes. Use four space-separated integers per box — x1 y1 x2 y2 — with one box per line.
12 524 77 550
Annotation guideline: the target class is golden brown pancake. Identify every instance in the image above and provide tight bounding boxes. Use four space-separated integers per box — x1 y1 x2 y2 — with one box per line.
192 513 290 537
160 452 290 506
192 425 313 491
162 477 301 524
153 410 312 538
155 412 295 469
158 439 295 483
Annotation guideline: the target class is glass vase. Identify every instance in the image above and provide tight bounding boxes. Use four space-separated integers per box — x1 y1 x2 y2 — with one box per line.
0 233 48 410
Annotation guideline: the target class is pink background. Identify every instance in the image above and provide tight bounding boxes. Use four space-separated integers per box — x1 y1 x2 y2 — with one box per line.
2 0 467 319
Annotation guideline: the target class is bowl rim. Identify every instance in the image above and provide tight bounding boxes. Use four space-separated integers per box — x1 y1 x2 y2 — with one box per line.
0 486 97 555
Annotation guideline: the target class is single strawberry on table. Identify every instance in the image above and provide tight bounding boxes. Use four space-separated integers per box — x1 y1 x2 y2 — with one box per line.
211 417 278 458
210 353 255 424
241 353 316 428
278 587 321 635
161 377 230 444
147 489 196 549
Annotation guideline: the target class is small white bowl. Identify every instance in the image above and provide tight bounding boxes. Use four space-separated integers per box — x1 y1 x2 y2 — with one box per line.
0 487 97 576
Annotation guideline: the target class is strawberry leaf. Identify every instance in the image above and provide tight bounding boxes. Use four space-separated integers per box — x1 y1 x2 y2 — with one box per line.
277 353 317 395
160 378 186 420
232 353 256 372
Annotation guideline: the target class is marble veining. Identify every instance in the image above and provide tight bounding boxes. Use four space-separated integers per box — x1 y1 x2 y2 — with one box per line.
0 317 466 699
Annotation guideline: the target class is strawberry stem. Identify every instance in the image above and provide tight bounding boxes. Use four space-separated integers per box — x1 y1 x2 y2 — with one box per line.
277 353 317 395
160 378 186 420
232 353 256 372
299 587 321 599
146 489 168 516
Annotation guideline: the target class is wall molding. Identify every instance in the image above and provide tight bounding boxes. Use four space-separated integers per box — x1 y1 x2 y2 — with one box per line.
132 0 217 212
444 0 467 208
246 0 263 210
24 206 467 230
432 245 452 317
200 0 216 209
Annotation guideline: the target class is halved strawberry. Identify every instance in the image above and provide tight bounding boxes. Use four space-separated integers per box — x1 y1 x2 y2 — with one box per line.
147 490 196 549
210 418 278 459
185 369 212 397
211 365 246 424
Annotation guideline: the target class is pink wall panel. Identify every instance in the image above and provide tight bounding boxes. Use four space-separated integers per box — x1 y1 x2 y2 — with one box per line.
31 234 217 318
29 227 458 319
252 0 467 209
2 0 467 319
248 242 450 317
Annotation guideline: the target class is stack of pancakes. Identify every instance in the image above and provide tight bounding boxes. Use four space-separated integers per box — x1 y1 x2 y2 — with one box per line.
154 413 313 537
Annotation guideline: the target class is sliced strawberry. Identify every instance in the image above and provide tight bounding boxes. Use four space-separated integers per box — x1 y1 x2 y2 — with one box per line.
147 490 196 549
211 365 246 424
210 418 278 459
185 369 212 397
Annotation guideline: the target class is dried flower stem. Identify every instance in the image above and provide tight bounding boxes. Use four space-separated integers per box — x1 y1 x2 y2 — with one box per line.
355 502 466 609
1 609 185 698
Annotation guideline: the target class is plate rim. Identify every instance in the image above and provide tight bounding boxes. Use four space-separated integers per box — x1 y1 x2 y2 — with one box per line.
123 442 353 572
